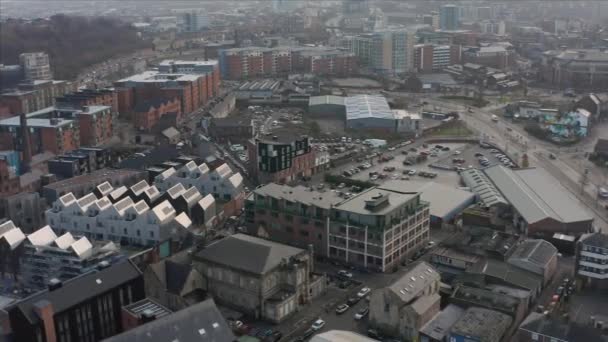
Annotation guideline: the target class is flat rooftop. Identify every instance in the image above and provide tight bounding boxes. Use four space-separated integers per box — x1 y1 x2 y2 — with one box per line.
335 184 419 216
252 183 344 210
116 70 205 83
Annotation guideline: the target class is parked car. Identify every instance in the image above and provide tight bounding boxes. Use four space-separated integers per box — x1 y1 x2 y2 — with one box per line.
311 319 326 331
367 329 381 339
347 297 361 306
338 270 353 279
354 307 369 320
357 287 371 297
265 331 283 342
335 304 349 314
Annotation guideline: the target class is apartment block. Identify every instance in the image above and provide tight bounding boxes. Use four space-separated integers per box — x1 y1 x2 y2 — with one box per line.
462 45 515 70
114 60 220 119
46 191 193 247
155 160 243 200
245 181 430 273
19 52 52 80
0 80 74 115
55 89 118 114
248 132 315 184
541 49 608 90
0 221 124 290
347 29 415 75
4 260 145 342
219 46 356 80
133 97 181 131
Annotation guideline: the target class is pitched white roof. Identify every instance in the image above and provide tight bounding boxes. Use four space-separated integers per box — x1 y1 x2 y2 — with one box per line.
228 173 243 188
54 232 76 249
345 95 393 121
198 194 215 211
27 226 57 246
70 237 93 259
1 227 26 250
152 200 176 223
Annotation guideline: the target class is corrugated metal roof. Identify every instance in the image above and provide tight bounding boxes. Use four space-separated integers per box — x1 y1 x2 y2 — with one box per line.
309 95 345 107
345 95 393 121
484 166 592 224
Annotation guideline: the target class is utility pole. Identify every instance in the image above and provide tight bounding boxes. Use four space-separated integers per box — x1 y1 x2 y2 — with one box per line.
581 168 589 194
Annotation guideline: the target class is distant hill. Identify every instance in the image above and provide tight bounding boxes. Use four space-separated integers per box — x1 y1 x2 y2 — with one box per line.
0 15 153 80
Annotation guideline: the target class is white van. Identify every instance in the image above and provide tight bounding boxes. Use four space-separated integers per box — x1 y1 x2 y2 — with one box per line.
491 115 499 122
599 187 608 198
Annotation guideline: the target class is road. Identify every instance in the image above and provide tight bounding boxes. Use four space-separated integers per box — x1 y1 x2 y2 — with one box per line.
422 98 608 232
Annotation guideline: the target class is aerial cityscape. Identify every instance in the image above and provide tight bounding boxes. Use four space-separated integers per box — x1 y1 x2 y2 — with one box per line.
1 0 608 341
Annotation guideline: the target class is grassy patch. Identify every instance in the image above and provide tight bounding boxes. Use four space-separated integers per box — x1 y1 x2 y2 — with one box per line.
428 122 474 137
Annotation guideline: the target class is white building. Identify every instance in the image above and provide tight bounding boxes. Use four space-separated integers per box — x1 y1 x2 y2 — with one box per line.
576 232 608 289
393 110 422 136
154 161 244 202
345 95 395 131
19 52 52 80
0 220 122 290
46 192 193 247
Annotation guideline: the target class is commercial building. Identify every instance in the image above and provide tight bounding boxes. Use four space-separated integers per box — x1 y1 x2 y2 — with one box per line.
248 131 315 184
440 5 460 31
575 232 608 289
102 299 235 342
419 304 465 342
42 168 147 204
517 312 606 342
541 49 608 90
345 95 421 134
462 45 515 70
0 221 124 290
19 52 52 80
483 165 594 237
207 117 254 144
308 95 346 119
4 260 145 342
369 262 441 340
0 80 74 115
193 233 318 323
507 239 558 286
382 180 474 227
218 46 357 80
466 258 543 300
0 105 114 154
245 181 431 272
449 307 512 342
46 189 194 247
459 168 509 210
176 10 209 32
114 60 220 119
414 44 462 73
347 29 415 75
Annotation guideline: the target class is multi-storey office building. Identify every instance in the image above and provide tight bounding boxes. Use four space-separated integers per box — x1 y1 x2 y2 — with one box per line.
46 191 193 247
245 181 430 272
218 46 356 80
414 44 462 72
440 4 460 31
541 49 608 90
576 232 608 289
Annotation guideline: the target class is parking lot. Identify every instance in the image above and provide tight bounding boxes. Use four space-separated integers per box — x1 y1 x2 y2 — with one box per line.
431 142 517 171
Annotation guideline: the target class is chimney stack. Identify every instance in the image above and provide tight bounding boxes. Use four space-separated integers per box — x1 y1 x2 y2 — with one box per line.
19 112 32 173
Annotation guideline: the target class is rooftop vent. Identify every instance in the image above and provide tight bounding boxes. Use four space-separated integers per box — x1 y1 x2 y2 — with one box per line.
364 193 389 210
48 278 62 291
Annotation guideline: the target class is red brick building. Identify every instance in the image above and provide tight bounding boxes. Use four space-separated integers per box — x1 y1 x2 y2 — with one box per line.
55 89 118 114
220 47 357 80
114 60 220 118
0 80 74 115
133 97 181 131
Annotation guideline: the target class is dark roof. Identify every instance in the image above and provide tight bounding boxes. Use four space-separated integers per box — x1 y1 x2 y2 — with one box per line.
581 232 608 248
8 261 141 324
194 234 304 275
117 146 180 170
467 258 542 292
134 98 176 113
102 299 236 342
165 260 192 295
508 239 557 267
519 312 607 342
